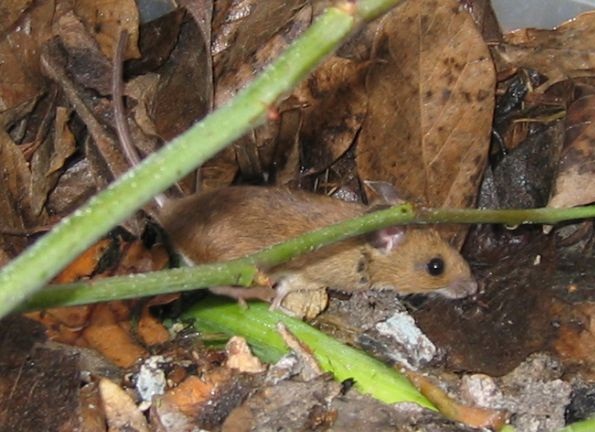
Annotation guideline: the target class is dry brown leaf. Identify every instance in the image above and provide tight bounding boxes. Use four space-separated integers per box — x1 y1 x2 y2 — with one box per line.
553 303 595 379
356 0 494 234
126 9 184 75
0 0 33 35
47 157 98 215
492 11 595 89
180 0 213 51
99 378 150 432
180 0 214 110
113 240 169 275
48 107 77 173
73 0 140 60
211 0 255 58
126 73 160 137
460 0 502 43
41 40 131 183
0 118 37 257
549 86 595 208
213 1 310 108
25 309 88 344
270 100 303 184
296 56 368 174
56 12 113 95
45 305 92 329
202 0 310 188
0 0 58 111
213 0 308 102
0 129 32 220
152 18 211 141
30 103 78 216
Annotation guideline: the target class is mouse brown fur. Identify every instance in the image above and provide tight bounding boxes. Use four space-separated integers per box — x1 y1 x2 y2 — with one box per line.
111 35 476 318
159 186 477 317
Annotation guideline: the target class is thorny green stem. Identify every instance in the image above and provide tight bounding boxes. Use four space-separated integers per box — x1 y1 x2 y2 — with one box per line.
17 203 595 311
0 1 407 318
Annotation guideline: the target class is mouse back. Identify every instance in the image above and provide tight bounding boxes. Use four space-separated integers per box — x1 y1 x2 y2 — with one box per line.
159 186 366 263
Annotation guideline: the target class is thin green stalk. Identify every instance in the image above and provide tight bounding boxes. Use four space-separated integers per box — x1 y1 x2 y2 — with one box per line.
184 298 435 409
0 1 405 318
17 203 595 311
246 204 595 268
16 262 257 311
418 206 595 225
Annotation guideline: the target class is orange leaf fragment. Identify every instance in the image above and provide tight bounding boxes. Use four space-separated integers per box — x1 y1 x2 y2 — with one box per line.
53 238 112 284
138 305 170 347
82 304 147 367
161 375 215 417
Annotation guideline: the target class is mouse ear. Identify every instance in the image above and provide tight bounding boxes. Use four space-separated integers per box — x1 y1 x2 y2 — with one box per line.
367 226 406 253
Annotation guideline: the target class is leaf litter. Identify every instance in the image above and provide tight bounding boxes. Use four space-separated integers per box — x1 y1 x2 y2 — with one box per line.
0 0 595 430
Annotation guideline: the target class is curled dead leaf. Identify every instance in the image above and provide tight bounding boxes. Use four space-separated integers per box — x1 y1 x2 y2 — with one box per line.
492 11 595 90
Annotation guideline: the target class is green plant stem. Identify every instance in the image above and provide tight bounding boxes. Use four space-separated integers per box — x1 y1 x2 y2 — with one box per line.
418 206 595 224
184 297 435 409
17 203 595 311
558 418 595 432
16 262 257 311
248 204 595 269
0 1 407 319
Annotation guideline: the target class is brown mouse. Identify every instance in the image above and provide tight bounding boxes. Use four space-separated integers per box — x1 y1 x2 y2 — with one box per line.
157 186 477 318
111 37 476 318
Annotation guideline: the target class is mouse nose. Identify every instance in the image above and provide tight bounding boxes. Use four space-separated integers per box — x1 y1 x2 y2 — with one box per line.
437 277 478 299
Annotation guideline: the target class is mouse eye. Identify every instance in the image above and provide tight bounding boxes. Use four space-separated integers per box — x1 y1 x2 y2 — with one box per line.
427 257 444 276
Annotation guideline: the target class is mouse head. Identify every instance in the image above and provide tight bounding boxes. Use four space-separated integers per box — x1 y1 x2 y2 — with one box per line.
365 226 477 298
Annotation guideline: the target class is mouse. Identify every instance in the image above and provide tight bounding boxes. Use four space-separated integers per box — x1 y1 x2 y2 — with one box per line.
111 33 477 318
157 186 477 318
